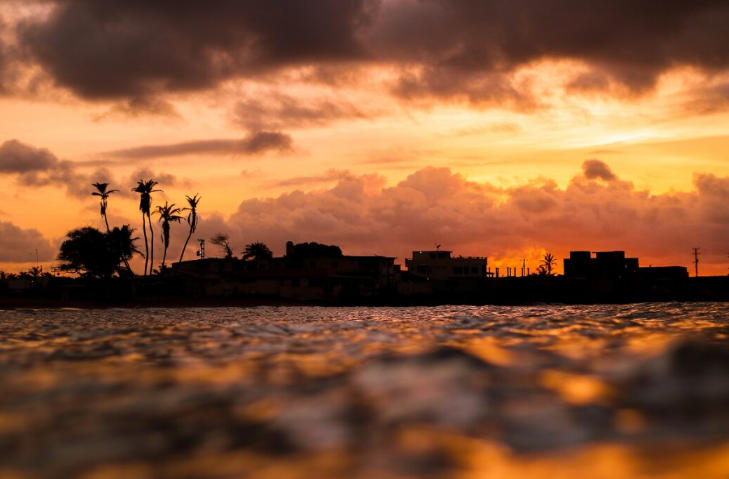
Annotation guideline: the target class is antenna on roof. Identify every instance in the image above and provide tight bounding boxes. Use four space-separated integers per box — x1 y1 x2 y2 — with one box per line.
435 243 441 251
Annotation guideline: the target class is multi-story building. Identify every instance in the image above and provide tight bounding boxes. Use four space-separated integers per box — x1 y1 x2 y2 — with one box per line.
563 251 639 279
563 251 687 280
173 241 397 301
404 250 487 279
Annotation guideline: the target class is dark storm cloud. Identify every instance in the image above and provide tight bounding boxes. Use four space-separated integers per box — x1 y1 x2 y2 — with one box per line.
16 0 376 100
0 139 121 199
106 132 293 160
0 139 58 173
8 0 729 106
373 0 729 91
0 139 87 197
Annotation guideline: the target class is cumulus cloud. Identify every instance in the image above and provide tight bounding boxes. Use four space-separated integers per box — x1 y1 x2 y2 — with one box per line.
582 159 617 182
2 0 728 110
0 220 55 263
195 161 729 272
105 132 294 160
12 157 726 273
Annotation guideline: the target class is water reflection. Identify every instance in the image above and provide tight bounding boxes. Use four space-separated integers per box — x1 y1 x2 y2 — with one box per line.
0 304 727 478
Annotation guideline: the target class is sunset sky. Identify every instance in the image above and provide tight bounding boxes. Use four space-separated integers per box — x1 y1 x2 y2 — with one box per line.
1 0 729 274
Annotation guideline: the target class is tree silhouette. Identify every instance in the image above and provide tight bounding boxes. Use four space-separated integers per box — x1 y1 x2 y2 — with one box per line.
210 233 234 259
91 182 119 232
92 181 135 276
58 226 139 278
179 194 201 263
243 242 273 261
538 252 557 276
154 202 183 269
131 179 161 276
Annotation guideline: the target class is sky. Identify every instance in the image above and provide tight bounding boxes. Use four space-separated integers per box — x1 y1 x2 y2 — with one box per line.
1 0 729 275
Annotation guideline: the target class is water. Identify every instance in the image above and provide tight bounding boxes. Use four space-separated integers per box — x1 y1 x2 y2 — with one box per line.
0 304 728 478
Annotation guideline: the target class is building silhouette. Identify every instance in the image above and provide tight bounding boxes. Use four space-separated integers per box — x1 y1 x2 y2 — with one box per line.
173 241 396 301
564 251 688 280
404 250 487 279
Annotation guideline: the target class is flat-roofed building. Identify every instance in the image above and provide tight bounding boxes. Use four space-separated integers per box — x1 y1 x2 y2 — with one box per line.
404 250 487 279
564 251 639 279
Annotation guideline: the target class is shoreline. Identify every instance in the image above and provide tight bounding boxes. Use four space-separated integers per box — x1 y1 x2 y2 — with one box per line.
1 295 725 310
0 296 329 310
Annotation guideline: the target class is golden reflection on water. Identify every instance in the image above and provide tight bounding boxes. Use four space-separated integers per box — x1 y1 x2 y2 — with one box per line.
0 304 727 478
453 436 729 479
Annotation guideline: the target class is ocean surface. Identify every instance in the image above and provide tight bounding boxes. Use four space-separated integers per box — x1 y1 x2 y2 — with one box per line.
0 303 728 478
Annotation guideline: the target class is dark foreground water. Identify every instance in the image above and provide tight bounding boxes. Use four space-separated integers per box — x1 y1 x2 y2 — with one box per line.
0 304 728 479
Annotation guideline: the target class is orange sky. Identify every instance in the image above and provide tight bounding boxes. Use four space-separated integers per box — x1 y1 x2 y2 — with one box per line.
1 1 729 275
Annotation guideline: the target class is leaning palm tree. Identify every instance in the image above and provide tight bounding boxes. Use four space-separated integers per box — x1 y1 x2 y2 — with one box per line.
131 179 161 276
91 182 119 232
154 202 183 269
179 194 201 263
210 233 234 259
243 242 273 261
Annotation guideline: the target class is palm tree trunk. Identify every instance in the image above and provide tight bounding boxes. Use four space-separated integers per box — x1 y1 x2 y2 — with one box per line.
103 213 110 233
162 235 168 268
142 213 149 277
148 212 155 274
179 227 193 264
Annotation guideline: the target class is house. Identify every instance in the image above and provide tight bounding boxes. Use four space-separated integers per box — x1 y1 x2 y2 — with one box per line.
172 241 397 301
404 250 487 279
563 251 639 279
563 251 688 280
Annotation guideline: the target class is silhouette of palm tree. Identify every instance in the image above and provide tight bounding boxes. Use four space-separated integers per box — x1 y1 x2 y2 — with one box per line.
540 252 557 276
154 202 183 269
92 182 136 276
243 242 273 261
107 225 142 278
179 194 201 263
131 179 161 276
91 182 119 232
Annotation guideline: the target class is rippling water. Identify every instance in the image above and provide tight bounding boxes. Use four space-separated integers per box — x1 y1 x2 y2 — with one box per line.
1 304 728 478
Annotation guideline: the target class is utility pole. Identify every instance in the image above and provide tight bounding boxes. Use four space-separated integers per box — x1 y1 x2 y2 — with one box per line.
197 239 206 298
692 247 700 278
197 239 206 259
